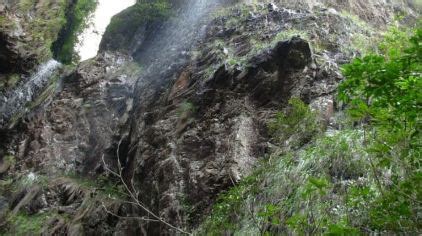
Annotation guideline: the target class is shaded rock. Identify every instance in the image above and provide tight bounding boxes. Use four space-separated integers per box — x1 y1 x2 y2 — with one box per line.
99 5 150 54
11 185 43 215
11 52 136 176
0 31 38 74
0 195 8 219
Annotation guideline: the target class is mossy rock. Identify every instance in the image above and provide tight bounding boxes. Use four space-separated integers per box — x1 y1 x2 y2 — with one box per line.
100 1 171 53
0 155 15 174
99 5 150 53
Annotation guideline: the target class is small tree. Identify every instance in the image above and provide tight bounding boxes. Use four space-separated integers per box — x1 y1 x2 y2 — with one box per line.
338 24 421 231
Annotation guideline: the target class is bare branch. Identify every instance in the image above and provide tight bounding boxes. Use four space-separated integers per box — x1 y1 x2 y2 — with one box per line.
101 154 192 235
101 202 159 222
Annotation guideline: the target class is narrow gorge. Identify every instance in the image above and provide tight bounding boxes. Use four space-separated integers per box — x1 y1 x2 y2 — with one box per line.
0 0 421 235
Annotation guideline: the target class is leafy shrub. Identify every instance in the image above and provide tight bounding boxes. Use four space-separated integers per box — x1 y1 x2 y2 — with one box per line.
268 98 321 147
339 26 421 128
338 24 421 232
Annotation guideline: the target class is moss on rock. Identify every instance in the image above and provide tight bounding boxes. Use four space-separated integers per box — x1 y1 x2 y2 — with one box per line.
99 0 170 53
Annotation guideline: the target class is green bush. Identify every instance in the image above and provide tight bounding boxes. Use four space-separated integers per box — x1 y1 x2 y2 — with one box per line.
199 128 370 235
338 24 421 232
54 0 97 63
268 98 321 147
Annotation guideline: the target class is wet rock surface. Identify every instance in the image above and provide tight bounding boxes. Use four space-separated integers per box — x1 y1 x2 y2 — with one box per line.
0 52 140 234
127 37 318 231
18 52 136 175
0 0 419 235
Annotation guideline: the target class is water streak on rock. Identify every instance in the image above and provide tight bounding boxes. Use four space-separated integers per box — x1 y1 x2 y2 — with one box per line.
0 60 61 128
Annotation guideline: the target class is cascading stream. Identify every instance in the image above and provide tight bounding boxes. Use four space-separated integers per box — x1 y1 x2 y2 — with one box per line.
0 60 61 128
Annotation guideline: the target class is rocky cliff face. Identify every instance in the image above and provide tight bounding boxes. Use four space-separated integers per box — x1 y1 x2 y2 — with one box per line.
0 0 98 130
0 0 419 235
0 0 69 74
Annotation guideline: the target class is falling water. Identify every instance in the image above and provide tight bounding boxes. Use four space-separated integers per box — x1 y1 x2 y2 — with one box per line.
76 0 136 61
134 0 221 88
0 60 61 128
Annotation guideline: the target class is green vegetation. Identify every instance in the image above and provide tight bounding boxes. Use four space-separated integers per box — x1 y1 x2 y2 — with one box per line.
177 101 195 117
0 172 123 235
203 4 372 77
0 15 6 25
102 0 170 52
0 0 95 63
66 173 126 199
18 0 34 12
54 0 97 63
0 74 21 91
14 174 50 192
338 24 421 232
5 212 52 235
199 24 421 234
268 98 321 147
135 0 171 19
16 0 69 61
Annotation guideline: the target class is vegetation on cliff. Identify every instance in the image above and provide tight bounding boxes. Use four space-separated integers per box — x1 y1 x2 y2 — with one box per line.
52 0 98 63
199 24 421 235
100 0 170 52
0 1 420 235
0 0 97 72
15 0 69 62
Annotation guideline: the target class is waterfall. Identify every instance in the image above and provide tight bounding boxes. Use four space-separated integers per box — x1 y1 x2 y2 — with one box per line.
0 60 61 128
134 0 221 88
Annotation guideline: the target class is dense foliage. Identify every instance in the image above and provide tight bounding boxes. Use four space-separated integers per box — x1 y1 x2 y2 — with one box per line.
338 24 421 232
199 25 421 234
52 0 98 63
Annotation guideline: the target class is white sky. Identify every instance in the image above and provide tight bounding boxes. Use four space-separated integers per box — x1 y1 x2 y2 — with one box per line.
76 0 136 61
